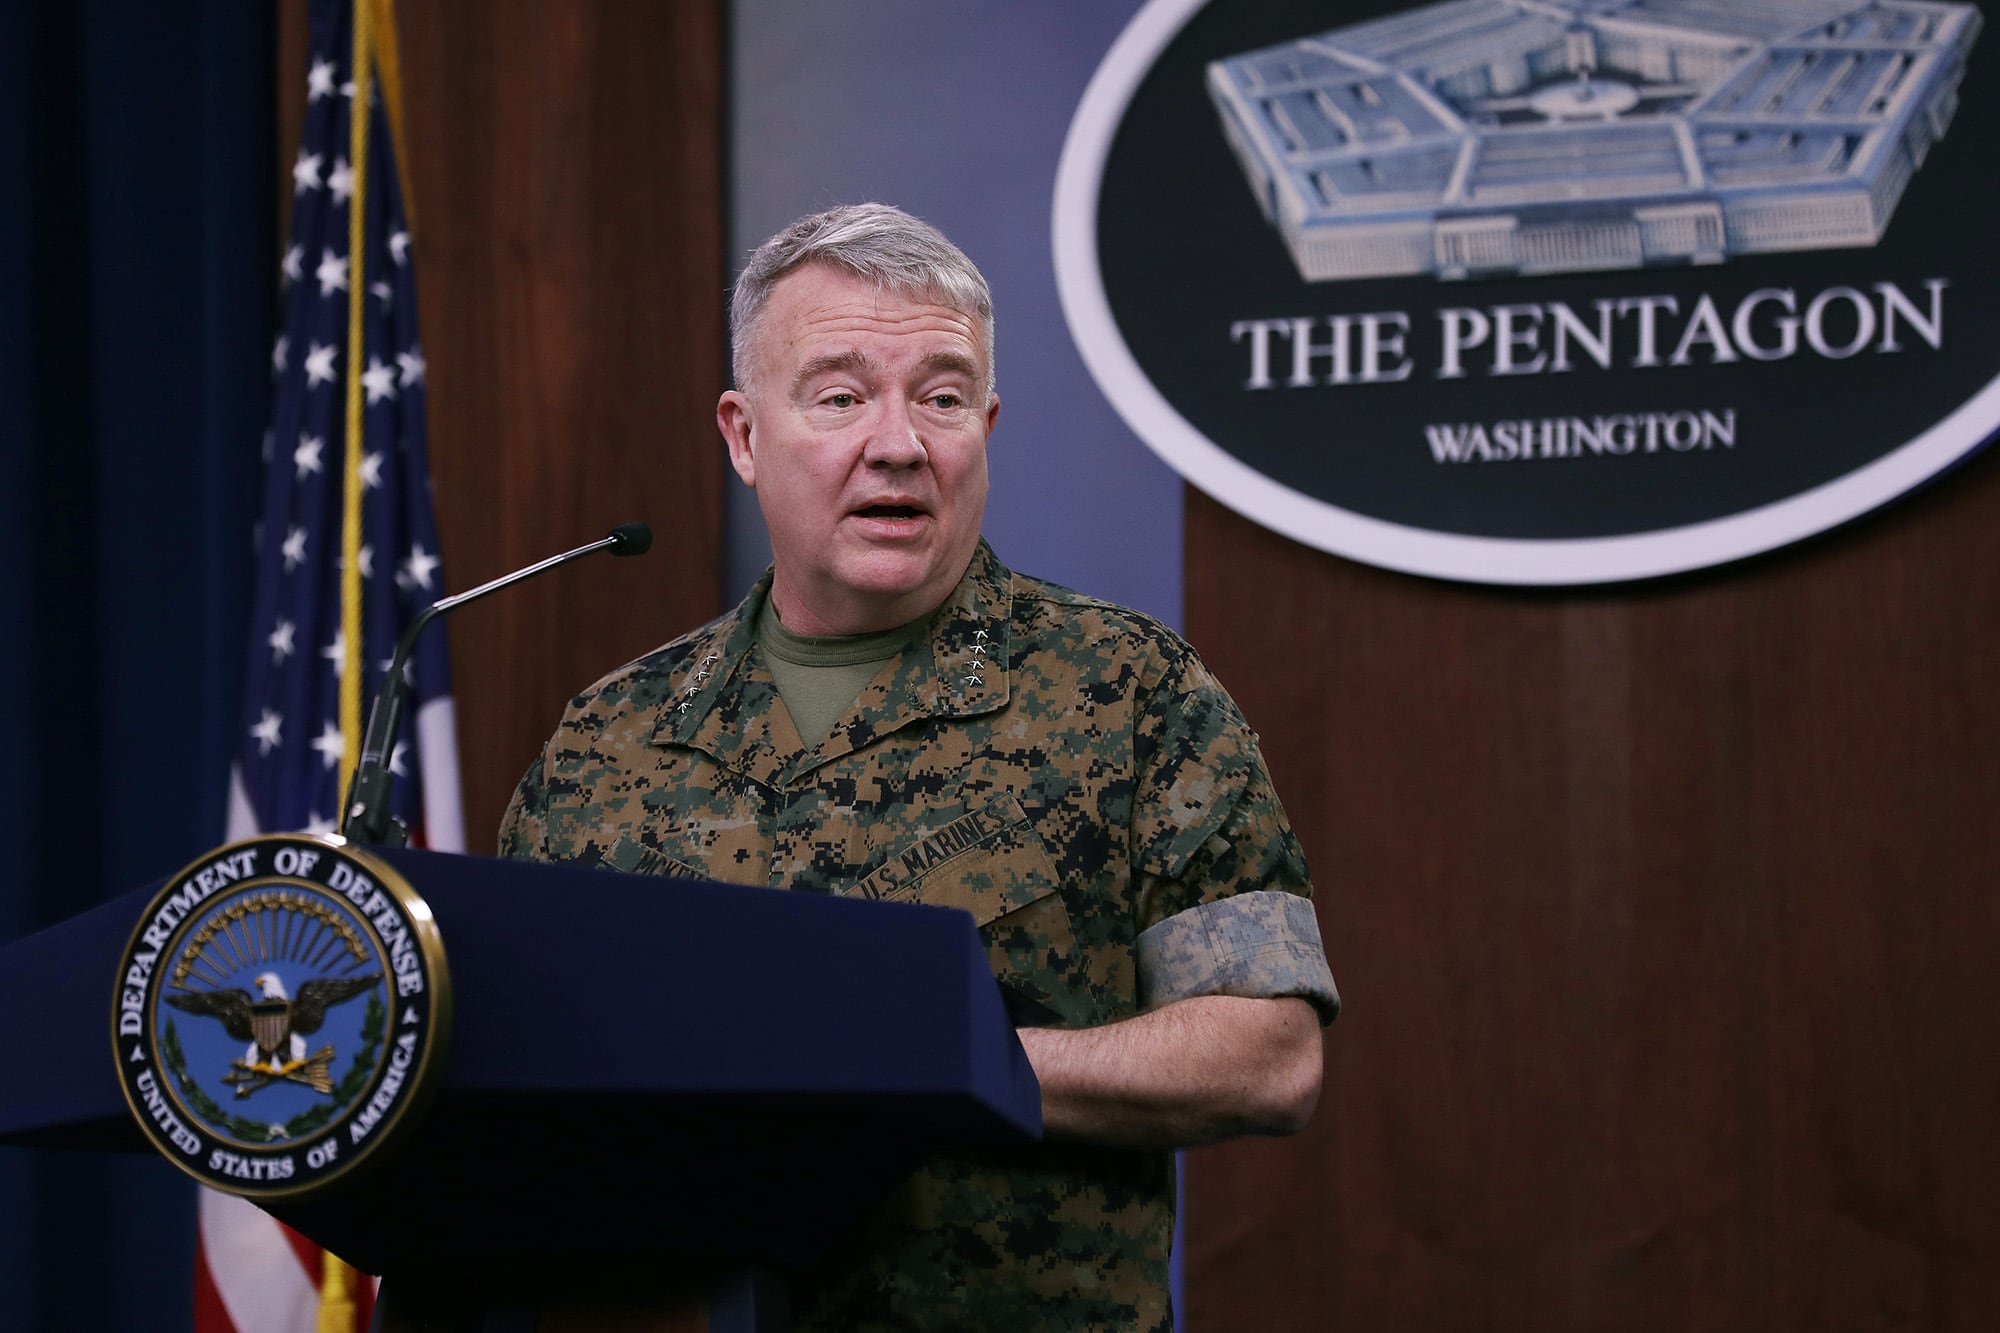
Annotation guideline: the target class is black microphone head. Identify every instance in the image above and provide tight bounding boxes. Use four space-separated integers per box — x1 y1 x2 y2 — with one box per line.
607 522 653 556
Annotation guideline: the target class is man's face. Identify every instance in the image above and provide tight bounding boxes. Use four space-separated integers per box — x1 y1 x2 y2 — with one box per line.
717 264 999 636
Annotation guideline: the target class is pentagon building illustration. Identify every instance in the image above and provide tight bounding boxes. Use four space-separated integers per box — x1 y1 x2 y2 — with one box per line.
1206 0 1981 281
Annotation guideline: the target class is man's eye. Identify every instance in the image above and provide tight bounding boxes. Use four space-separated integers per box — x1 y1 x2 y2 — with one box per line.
825 392 856 409
929 393 960 409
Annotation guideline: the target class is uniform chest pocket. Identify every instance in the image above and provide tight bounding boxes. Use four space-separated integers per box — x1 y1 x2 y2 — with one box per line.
851 792 1085 1027
590 832 708 881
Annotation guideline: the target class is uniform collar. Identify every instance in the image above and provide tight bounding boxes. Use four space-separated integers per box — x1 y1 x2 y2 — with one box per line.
651 539 1015 787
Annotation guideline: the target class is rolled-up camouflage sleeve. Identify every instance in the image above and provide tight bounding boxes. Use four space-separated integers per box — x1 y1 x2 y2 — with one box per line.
1137 890 1338 1022
1129 655 1339 1024
497 750 551 862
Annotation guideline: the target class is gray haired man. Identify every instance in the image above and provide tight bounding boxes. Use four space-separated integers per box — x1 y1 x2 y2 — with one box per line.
503 203 1339 1329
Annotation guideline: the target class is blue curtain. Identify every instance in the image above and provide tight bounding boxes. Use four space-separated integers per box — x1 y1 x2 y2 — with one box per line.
0 2 273 1326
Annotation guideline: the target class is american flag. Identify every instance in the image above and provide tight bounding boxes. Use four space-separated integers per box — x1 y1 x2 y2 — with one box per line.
197 1 462 1328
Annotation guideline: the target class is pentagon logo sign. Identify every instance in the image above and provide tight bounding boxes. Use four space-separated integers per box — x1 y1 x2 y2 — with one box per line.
112 834 450 1199
1205 1 1976 283
1055 0 2000 584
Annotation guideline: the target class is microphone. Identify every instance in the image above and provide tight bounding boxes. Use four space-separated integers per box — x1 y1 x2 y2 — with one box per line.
339 521 653 846
604 521 652 556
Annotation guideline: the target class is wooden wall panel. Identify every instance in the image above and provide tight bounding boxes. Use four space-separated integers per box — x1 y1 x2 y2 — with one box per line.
1181 453 2000 1330
282 1 727 848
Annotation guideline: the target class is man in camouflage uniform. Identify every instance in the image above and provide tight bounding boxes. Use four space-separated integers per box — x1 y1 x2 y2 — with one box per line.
500 203 1338 1331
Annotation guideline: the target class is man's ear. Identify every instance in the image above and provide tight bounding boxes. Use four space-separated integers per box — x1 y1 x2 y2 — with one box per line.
985 390 1001 436
717 390 756 487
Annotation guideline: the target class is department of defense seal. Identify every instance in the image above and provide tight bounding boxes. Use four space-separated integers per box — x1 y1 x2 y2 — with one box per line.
111 833 450 1200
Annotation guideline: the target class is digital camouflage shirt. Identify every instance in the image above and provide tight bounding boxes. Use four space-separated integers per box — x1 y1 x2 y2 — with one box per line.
499 541 1339 1331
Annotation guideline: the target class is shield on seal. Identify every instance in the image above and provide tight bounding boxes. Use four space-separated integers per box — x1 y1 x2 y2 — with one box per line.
250 999 291 1059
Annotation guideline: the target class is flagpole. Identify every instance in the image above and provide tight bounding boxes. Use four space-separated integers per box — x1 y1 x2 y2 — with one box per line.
337 0 373 801
321 0 374 1325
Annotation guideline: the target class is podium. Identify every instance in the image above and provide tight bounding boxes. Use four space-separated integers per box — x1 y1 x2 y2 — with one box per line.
0 847 1044 1329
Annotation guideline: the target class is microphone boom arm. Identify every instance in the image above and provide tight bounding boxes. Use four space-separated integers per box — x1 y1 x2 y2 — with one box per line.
339 523 651 846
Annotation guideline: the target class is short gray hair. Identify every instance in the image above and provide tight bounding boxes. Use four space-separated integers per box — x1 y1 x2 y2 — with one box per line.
729 203 995 397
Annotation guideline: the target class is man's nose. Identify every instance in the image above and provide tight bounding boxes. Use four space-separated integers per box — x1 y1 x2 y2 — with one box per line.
863 400 926 467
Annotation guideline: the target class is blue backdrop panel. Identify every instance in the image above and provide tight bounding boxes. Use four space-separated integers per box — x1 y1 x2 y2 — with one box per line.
725 1 1180 628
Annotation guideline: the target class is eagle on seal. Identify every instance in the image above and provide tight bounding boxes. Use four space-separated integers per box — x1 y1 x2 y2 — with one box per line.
167 970 380 1081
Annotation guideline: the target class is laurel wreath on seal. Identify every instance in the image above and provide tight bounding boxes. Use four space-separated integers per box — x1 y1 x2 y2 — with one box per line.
161 990 386 1144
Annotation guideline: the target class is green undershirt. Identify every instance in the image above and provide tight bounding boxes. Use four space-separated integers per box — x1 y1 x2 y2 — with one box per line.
756 599 932 743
